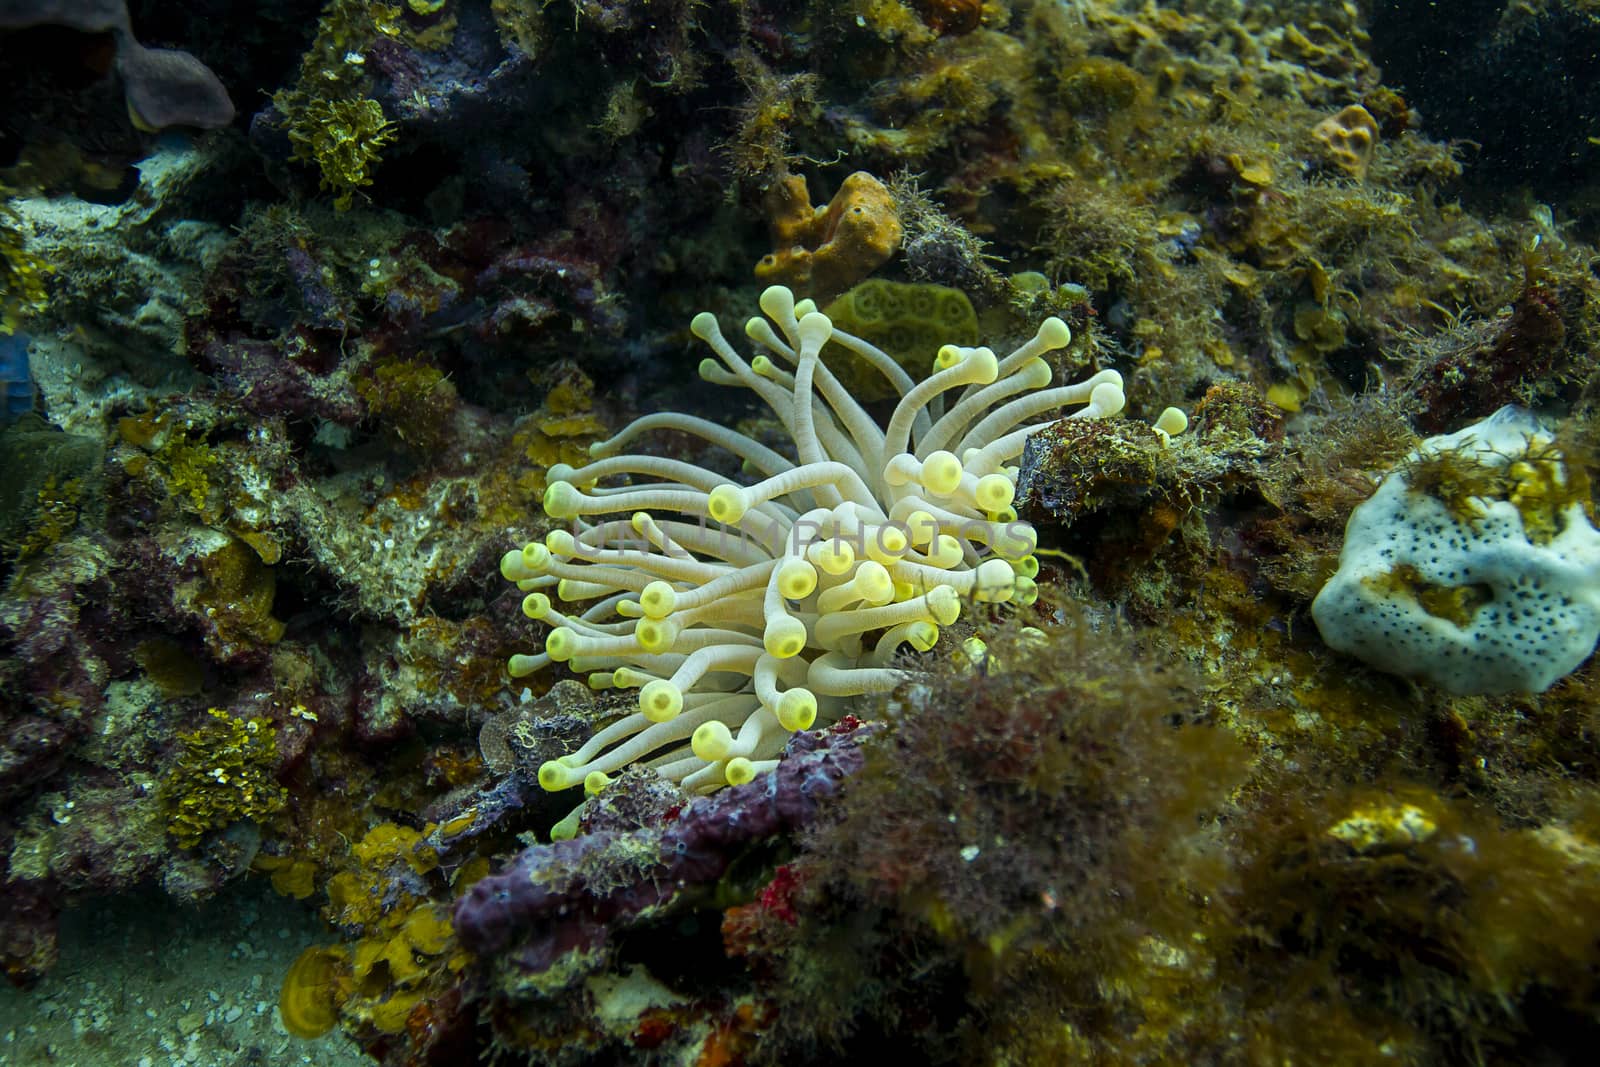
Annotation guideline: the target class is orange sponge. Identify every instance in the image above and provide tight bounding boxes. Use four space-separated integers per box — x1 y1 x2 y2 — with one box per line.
755 171 903 301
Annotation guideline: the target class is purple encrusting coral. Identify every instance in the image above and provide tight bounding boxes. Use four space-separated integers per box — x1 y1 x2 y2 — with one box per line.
453 720 869 961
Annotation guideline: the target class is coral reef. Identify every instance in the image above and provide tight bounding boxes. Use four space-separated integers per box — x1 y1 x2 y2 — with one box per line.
0 2 1599 1065
821 278 979 401
455 721 867 961
504 285 1136 818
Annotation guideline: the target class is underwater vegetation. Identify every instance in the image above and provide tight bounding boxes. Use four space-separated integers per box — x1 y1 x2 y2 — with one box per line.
0 191 48 334
284 97 399 212
2 0 1600 1064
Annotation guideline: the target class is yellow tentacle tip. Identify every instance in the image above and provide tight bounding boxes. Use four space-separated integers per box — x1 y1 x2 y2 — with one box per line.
1088 380 1125 418
543 481 582 520
724 758 758 786
995 523 1038 562
690 311 720 341
545 528 578 556
906 620 939 652
611 667 652 689
549 806 584 841
1153 406 1189 442
759 285 797 321
776 558 818 600
972 558 1018 603
708 484 749 525
872 523 908 559
855 561 894 605
797 311 833 350
764 615 809 659
640 580 676 619
975 473 1015 513
692 720 734 762
967 346 999 384
638 616 683 655
545 627 578 661
520 542 551 572
777 688 818 732
639 679 684 722
500 549 532 582
927 585 962 627
1037 317 1071 350
538 760 577 792
922 451 964 496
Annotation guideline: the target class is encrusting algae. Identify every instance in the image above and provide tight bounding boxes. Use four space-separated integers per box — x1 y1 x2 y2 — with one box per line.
163 709 287 850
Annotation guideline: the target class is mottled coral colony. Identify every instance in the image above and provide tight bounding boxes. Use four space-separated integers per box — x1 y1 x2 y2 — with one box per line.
5 2 1600 1066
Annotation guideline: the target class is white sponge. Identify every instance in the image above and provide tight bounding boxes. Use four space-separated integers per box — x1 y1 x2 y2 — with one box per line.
1312 406 1600 695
